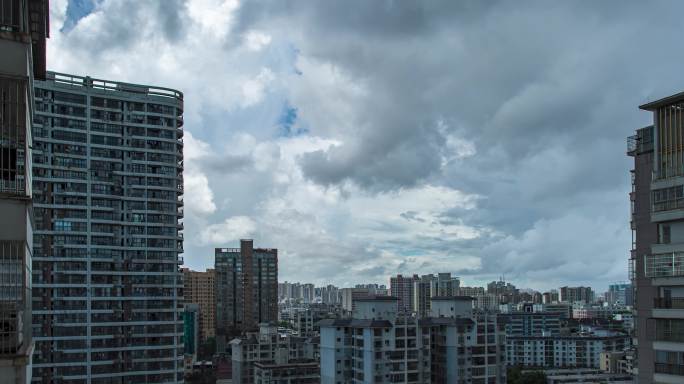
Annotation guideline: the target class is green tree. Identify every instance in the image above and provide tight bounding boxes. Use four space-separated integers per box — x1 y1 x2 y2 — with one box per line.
507 366 546 384
198 337 216 361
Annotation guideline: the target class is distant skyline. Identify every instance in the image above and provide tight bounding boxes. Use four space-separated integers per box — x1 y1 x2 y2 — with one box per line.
47 0 684 291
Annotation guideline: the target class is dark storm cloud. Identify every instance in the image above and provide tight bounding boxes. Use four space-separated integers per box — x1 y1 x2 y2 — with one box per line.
227 0 684 288
53 0 684 289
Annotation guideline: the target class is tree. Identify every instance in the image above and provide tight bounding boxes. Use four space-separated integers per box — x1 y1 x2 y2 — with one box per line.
507 366 546 384
198 337 216 361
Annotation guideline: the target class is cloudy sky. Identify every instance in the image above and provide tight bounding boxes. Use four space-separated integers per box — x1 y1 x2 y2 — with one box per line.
48 0 684 291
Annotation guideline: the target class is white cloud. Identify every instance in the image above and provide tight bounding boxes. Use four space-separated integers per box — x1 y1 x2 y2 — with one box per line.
183 132 216 216
47 0 672 290
200 216 257 244
243 30 272 51
240 68 275 107
188 0 239 38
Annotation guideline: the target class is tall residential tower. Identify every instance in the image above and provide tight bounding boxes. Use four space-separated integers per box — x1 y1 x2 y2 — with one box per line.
215 239 278 352
182 268 216 340
31 72 185 383
0 0 48 382
628 93 684 383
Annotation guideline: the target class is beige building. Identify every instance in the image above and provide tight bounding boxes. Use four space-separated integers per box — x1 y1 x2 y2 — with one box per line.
183 268 217 340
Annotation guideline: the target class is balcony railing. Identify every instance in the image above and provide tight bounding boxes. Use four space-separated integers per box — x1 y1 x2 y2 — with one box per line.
0 0 26 33
656 330 684 343
655 363 684 376
0 240 29 355
645 253 684 278
654 298 684 309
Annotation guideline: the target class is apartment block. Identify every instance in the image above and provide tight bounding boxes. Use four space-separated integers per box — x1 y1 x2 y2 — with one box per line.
31 72 185 383
340 287 375 312
215 239 277 351
182 267 216 340
506 329 629 369
629 92 684 383
253 360 320 384
230 323 319 384
0 0 48 382
559 286 594 304
412 273 460 317
320 296 507 384
501 312 561 336
389 274 418 313
606 283 633 307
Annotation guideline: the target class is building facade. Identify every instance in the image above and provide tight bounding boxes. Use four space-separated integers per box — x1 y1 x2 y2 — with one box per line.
559 286 594 304
231 323 318 384
412 273 461 317
215 239 277 351
183 303 200 362
389 274 418 313
182 267 216 340
502 312 561 337
630 93 684 383
320 296 507 384
506 332 629 369
31 72 185 383
606 283 633 307
0 0 48 382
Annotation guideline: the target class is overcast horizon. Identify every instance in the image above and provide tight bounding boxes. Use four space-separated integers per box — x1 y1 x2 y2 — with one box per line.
46 0 684 292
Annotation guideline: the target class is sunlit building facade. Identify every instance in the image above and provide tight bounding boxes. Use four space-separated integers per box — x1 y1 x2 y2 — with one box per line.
31 72 185 383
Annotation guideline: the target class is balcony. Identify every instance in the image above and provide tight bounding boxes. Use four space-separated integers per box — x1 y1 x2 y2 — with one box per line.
655 363 684 376
656 330 684 343
645 253 684 278
654 298 684 309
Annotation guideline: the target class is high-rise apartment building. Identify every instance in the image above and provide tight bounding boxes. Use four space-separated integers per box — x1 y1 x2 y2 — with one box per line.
0 0 48 382
182 268 216 340
31 72 185 383
606 283 633 307
215 239 277 352
389 274 418 313
559 286 594 304
629 93 684 382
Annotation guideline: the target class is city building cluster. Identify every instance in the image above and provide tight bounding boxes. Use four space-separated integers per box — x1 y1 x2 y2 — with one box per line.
181 250 636 383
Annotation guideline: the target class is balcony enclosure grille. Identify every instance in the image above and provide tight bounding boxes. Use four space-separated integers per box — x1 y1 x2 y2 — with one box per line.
645 252 684 278
0 77 29 196
0 0 25 32
0 240 29 355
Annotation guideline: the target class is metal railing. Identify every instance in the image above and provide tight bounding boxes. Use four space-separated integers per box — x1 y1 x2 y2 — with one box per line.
656 329 684 343
655 363 684 376
654 297 684 309
0 0 26 33
47 72 183 101
645 253 684 278
0 77 30 197
0 240 29 355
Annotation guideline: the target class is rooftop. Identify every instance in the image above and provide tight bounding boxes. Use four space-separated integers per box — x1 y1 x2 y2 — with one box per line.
431 296 474 301
639 91 684 110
